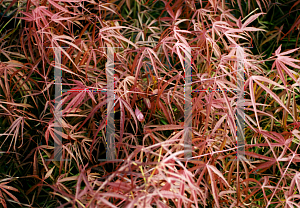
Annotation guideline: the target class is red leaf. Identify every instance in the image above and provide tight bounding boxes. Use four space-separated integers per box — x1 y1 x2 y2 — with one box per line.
244 151 275 161
207 164 220 208
249 161 276 174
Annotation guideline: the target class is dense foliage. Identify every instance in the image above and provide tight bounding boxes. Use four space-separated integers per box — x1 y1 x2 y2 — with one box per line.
0 0 300 207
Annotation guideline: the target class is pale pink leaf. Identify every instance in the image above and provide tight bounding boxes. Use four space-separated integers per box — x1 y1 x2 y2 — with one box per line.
276 47 300 56
242 13 265 29
144 98 151 109
249 77 260 129
274 45 282 56
135 108 144 122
